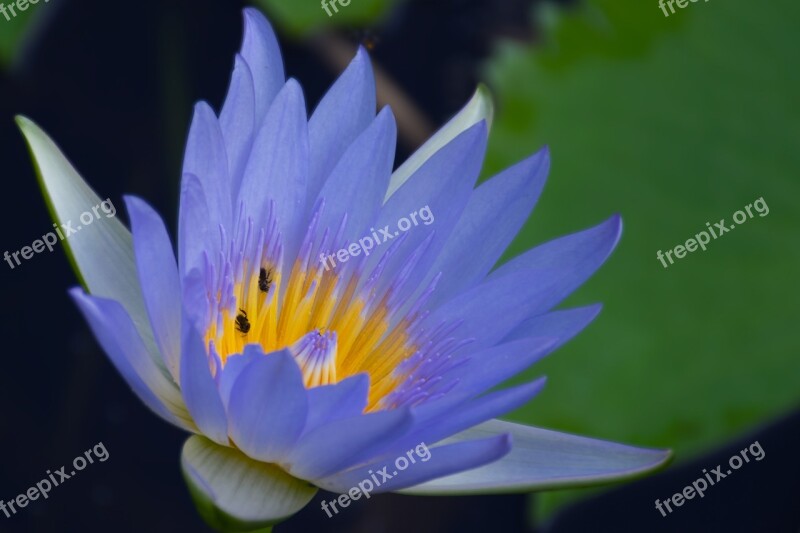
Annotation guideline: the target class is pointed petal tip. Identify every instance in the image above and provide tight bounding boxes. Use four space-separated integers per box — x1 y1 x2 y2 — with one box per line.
193 100 215 117
385 84 493 200
349 45 375 86
471 83 495 127
539 144 551 159
122 194 145 212
586 302 604 318
282 78 307 107
375 104 397 126
354 44 369 61
609 212 623 238
67 285 87 301
15 115 50 149
588 213 623 251
14 114 34 130
591 213 623 264
456 119 489 150
399 420 672 496
242 6 272 29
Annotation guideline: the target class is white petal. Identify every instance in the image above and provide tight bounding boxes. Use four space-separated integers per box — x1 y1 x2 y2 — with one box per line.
385 84 494 201
398 419 672 495
16 116 170 379
181 435 317 529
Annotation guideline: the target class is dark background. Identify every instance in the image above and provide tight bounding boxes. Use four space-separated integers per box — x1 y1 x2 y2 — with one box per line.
0 0 797 532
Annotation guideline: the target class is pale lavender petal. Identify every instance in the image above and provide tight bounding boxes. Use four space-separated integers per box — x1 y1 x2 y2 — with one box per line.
180 323 229 445
308 46 376 205
227 351 308 463
69 289 194 431
399 419 672 494
125 196 182 382
317 434 511 494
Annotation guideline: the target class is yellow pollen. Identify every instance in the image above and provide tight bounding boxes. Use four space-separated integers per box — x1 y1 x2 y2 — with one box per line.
203 259 417 410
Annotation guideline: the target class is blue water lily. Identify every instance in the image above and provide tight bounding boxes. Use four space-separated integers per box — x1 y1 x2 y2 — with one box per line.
17 8 670 530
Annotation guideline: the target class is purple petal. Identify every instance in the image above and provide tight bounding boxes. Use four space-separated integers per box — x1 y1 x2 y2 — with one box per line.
177 173 212 276
180 323 228 445
219 55 256 195
399 419 672 494
426 147 550 308
237 80 308 274
365 121 488 298
227 351 308 463
180 267 210 338
315 106 396 249
430 306 602 401
423 215 622 349
503 304 602 343
241 8 285 123
308 46 376 205
304 373 370 432
182 102 232 232
436 340 556 400
125 196 182 382
218 346 262 411
69 289 194 431
413 377 546 441
488 214 622 282
287 407 413 480
380 379 547 463
316 434 511 494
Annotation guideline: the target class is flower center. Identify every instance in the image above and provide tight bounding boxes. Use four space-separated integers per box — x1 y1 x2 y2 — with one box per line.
199 203 428 410
289 330 338 388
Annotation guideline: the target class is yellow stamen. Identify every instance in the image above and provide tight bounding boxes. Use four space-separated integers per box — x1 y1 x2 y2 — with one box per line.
203 259 416 410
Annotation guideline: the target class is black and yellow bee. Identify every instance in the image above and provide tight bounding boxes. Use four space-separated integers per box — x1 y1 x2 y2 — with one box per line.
258 267 273 293
235 308 251 335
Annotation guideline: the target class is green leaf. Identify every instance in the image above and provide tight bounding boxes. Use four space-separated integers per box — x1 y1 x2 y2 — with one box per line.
0 1 41 68
399 419 670 495
482 0 800 520
181 436 318 532
253 0 398 36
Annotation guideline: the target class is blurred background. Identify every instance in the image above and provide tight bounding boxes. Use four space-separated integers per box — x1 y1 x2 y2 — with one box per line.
0 0 797 531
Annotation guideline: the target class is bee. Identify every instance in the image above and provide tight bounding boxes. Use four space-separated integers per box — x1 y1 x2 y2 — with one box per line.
258 267 273 293
235 308 251 335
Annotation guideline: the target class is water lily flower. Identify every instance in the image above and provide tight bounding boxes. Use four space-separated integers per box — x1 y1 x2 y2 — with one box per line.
17 8 670 531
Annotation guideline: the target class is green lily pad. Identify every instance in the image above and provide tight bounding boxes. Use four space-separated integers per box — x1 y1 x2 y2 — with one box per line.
483 0 800 520
254 0 397 36
0 0 42 68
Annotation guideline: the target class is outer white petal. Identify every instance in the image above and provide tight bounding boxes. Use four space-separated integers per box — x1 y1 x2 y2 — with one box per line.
385 84 494 201
16 117 173 381
181 436 318 530
398 419 672 495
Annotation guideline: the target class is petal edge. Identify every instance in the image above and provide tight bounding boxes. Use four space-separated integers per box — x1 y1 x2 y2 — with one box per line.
182 435 317 531
398 419 672 495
